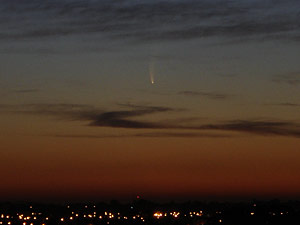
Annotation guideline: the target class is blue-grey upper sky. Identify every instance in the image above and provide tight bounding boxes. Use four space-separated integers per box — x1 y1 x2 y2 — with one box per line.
0 0 299 107
1 0 300 129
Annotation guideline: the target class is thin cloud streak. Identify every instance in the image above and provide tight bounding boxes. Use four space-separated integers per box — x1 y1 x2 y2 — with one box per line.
266 103 300 107
0 103 99 120
272 72 300 86
135 132 231 138
49 132 231 139
13 89 40 93
178 91 230 100
200 120 300 138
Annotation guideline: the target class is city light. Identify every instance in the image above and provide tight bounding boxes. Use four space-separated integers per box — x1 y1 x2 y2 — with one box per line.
153 212 163 219
0 201 297 225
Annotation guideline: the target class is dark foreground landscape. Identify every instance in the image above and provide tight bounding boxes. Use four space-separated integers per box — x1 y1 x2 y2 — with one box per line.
1 199 300 225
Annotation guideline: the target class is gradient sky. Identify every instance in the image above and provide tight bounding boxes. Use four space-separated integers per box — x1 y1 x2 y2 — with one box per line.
0 0 300 202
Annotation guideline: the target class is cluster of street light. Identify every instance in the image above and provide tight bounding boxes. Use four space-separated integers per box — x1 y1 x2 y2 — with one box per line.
0 207 207 225
0 204 290 225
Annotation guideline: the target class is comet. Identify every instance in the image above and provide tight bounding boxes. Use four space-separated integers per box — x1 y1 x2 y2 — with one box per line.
149 61 155 85
150 72 155 84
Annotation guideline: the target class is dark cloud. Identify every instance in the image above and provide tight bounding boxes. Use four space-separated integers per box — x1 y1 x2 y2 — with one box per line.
134 132 230 138
279 103 300 107
0 104 11 109
200 120 300 138
13 89 40 93
1 103 300 138
0 47 61 54
49 134 122 139
49 132 230 139
272 72 300 86
0 103 98 119
266 103 300 107
178 91 230 100
87 105 175 129
0 0 300 46
0 103 176 128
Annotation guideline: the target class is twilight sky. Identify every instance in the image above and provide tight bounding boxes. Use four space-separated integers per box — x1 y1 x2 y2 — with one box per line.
0 0 300 202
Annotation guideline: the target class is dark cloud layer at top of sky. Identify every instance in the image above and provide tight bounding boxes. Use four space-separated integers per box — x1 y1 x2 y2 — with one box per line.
1 103 300 138
0 0 300 44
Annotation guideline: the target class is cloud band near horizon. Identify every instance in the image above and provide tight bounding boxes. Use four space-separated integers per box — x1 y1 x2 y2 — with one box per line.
1 103 300 138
